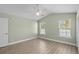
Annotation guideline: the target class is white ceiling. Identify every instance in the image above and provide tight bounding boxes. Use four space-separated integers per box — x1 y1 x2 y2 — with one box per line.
42 4 79 13
0 4 79 20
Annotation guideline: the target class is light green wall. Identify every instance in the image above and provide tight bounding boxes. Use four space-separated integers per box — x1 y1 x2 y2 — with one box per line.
0 13 37 43
0 12 76 44
38 13 76 44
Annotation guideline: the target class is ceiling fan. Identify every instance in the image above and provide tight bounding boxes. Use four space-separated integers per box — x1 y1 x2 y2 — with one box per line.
34 4 50 18
36 4 41 16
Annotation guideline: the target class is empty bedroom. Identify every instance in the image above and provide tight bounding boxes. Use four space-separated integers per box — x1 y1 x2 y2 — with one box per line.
0 4 79 54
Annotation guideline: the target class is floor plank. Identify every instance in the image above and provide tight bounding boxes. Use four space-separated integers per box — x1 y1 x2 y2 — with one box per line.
0 38 78 54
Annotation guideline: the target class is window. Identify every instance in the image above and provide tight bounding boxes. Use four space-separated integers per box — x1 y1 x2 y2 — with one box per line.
40 22 45 34
59 19 71 38
59 29 71 38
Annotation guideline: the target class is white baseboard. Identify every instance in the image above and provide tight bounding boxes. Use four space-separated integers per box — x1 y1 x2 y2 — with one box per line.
39 37 76 46
0 37 76 48
1 37 37 47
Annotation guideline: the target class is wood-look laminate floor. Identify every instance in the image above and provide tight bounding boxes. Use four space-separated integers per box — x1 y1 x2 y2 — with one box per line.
0 38 78 54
